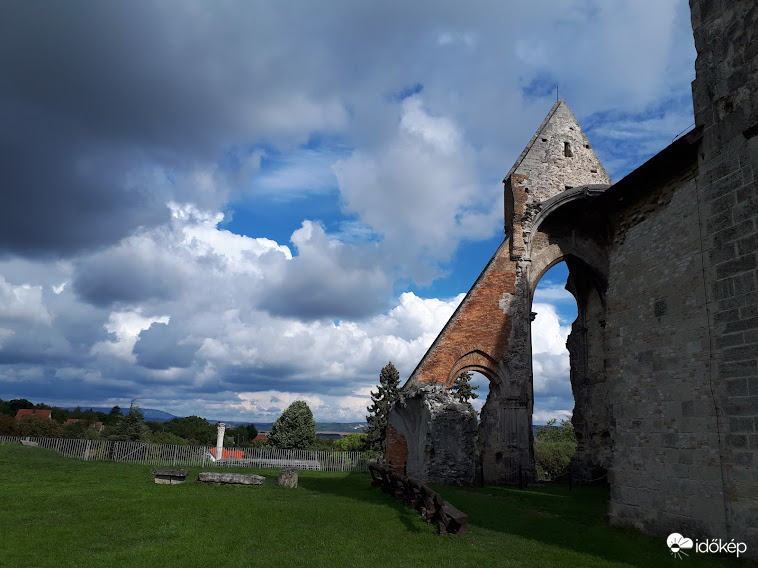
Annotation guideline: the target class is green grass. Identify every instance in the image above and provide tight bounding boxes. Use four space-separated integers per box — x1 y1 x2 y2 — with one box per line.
0 444 751 568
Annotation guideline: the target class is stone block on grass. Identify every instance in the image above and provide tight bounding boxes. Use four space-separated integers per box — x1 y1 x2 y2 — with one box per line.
277 467 298 488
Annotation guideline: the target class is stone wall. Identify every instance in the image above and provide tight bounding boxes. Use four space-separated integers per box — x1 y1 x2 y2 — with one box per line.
384 0 758 554
387 385 477 485
603 152 726 537
690 0 758 551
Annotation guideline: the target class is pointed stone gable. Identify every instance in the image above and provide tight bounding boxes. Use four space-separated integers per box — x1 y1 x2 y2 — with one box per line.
505 100 610 259
407 101 609 387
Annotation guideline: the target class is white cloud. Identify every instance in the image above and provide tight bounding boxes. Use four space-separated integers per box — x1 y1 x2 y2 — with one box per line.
0 277 52 325
91 310 170 362
52 281 69 295
533 283 574 304
533 408 572 424
249 148 344 198
232 389 373 422
334 96 501 282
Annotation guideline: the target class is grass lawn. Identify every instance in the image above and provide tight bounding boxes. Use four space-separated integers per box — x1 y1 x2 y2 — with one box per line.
0 444 751 568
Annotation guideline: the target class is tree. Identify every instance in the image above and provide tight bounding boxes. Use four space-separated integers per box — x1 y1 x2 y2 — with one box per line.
229 424 258 446
107 405 122 424
268 401 316 449
16 415 64 438
365 362 401 452
149 431 189 445
163 416 215 445
334 433 368 452
245 423 258 441
534 418 577 480
63 421 90 439
8 399 33 416
109 400 146 441
451 371 479 414
0 414 17 435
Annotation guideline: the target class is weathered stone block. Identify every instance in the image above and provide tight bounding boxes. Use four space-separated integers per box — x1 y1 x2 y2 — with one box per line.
197 472 265 485
277 467 298 488
151 469 189 485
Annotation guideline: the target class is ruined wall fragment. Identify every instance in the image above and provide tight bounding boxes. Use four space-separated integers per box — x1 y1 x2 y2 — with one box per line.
387 385 477 485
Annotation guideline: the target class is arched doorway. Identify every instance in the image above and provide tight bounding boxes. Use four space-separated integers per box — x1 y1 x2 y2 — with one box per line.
529 250 612 483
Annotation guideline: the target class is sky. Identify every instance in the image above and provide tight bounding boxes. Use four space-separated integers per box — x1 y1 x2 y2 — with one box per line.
0 1 697 424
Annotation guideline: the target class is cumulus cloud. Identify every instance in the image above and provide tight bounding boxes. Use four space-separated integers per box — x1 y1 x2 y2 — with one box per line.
0 0 697 420
91 310 170 362
259 220 392 319
0 277 52 325
334 96 501 282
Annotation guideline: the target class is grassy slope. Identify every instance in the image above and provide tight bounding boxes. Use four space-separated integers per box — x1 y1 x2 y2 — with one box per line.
0 444 750 568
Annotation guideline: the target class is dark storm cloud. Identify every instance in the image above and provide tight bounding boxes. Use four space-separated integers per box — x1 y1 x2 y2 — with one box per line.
133 322 195 370
72 243 184 307
0 102 171 257
0 1 341 258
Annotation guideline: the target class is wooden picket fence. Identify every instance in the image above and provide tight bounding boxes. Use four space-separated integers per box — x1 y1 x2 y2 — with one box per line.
0 436 377 472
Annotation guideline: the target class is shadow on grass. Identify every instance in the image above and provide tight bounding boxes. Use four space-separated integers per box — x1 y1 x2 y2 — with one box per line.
301 472 752 568
297 471 430 534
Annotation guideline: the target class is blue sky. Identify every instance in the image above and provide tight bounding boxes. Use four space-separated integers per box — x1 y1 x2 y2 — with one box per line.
0 0 696 423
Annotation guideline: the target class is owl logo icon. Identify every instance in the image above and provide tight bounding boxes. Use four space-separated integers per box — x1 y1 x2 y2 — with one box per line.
667 533 694 559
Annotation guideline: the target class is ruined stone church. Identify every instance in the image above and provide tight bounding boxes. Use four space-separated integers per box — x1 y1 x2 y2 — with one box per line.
386 0 757 553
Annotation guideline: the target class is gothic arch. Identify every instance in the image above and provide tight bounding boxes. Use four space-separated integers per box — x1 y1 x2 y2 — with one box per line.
448 350 500 385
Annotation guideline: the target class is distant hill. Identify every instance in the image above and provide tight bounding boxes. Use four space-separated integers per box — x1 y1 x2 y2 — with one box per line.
65 406 177 422
65 406 366 432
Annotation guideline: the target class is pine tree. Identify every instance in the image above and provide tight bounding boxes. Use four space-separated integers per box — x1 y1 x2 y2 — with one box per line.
365 362 400 452
120 399 146 441
452 371 479 413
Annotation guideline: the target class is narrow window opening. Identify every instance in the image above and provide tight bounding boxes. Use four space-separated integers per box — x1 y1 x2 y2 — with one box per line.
585 144 591 149
564 142 573 157
590 169 598 173
541 138 548 142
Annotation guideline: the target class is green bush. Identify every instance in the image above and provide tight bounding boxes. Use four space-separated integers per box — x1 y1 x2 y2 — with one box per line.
16 415 64 438
334 433 368 452
149 431 190 445
534 419 576 481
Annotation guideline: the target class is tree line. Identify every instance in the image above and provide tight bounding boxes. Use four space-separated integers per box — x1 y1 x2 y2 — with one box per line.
2 368 574 475
0 397 367 452
0 398 260 445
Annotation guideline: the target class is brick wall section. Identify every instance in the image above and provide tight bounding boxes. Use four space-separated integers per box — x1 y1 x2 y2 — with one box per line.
385 424 408 475
690 0 758 549
407 240 516 387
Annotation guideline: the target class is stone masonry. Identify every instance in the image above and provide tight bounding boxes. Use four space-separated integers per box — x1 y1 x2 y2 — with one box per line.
385 0 758 555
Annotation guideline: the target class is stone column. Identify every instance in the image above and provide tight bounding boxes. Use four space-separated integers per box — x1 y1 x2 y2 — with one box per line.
216 422 226 462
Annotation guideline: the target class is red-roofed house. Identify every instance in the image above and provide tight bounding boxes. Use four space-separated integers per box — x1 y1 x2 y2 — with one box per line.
252 434 267 443
208 448 245 461
15 409 52 421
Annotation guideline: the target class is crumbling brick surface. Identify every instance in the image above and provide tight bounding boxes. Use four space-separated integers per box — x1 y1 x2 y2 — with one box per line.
385 424 408 475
